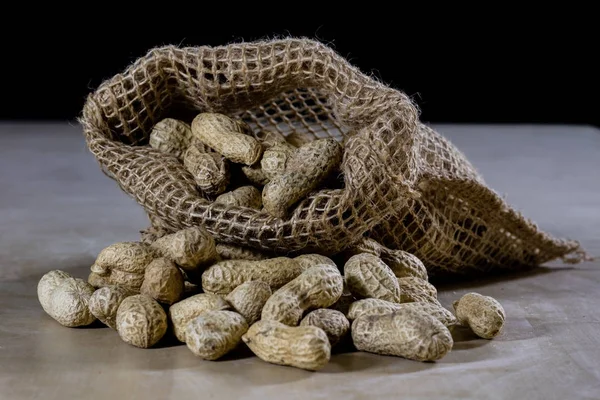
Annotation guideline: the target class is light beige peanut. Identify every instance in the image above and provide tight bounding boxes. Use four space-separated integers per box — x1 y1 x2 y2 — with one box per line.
294 254 336 271
242 319 331 371
261 263 344 326
151 226 217 274
37 270 96 327
140 258 185 305
262 138 343 218
215 243 269 261
453 292 506 339
225 281 272 325
344 253 401 303
261 143 296 180
191 112 262 165
90 241 155 275
215 185 262 209
347 298 458 326
116 294 167 348
351 238 428 280
398 277 438 304
148 118 192 158
183 144 230 196
168 293 230 342
351 308 453 362
87 270 144 292
88 285 135 329
300 308 350 347
241 130 292 185
201 257 303 295
185 310 248 360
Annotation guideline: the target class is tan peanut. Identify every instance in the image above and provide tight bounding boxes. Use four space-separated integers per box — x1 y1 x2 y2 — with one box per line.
183 144 230 196
241 130 292 185
300 308 350 347
148 118 192 158
327 282 355 315
344 253 401 303
294 254 336 271
453 292 506 339
240 164 269 186
215 185 262 209
191 113 262 165
37 270 96 327
261 143 296 180
261 263 344 326
168 293 230 342
201 257 303 295
242 320 331 371
140 258 185 305
185 310 248 360
88 285 135 329
262 138 343 218
351 308 453 362
225 281 272 325
398 277 439 304
347 298 458 326
351 238 428 280
215 243 269 261
116 294 167 348
151 226 217 274
89 242 155 291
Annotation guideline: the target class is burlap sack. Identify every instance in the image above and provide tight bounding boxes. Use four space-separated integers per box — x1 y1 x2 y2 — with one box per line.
79 38 589 277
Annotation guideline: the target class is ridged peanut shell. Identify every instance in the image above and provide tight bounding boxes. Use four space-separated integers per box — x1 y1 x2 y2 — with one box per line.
351 238 428 280
351 308 453 361
398 277 438 304
453 292 506 339
183 145 230 196
88 285 135 329
151 226 217 272
38 270 96 327
215 243 269 261
225 281 272 325
242 320 331 371
347 298 458 326
300 308 350 346
140 258 185 305
168 293 231 342
293 254 337 271
344 253 401 303
215 185 262 209
185 310 248 360
90 242 155 275
116 294 167 348
148 118 192 158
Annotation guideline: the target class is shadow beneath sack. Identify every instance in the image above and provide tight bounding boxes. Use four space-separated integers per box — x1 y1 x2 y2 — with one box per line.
431 265 574 291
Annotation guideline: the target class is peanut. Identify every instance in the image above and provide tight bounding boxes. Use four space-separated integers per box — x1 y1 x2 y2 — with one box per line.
453 292 506 339
398 277 439 304
294 254 336 271
347 298 458 326
89 242 155 291
201 257 303 295
191 113 262 165
260 143 295 180
88 285 135 329
344 253 401 303
300 308 349 347
148 118 192 158
262 138 343 218
327 282 355 315
150 226 217 274
241 130 291 185
185 310 248 360
168 293 230 342
215 185 262 210
183 144 230 196
140 258 185 305
351 308 453 362
225 281 272 325
242 320 331 371
37 270 96 327
116 294 167 348
261 263 343 326
351 238 428 280
215 243 269 261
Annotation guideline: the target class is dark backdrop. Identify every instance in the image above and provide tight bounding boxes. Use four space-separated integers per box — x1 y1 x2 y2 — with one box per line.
2 13 597 126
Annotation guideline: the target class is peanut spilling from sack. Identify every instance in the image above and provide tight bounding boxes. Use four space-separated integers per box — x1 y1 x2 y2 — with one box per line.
37 111 509 370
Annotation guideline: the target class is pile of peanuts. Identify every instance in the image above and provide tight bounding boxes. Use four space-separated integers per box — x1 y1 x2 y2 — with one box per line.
37 113 506 371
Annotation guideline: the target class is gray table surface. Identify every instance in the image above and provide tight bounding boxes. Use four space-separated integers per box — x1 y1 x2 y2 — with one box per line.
1 122 599 400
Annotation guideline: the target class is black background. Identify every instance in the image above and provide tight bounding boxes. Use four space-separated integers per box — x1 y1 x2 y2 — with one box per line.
2 11 597 126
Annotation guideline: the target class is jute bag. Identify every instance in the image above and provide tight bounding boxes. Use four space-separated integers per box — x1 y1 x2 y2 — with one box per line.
79 38 588 277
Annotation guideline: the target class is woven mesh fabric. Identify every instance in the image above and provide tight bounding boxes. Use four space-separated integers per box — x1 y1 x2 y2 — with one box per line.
79 38 587 276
